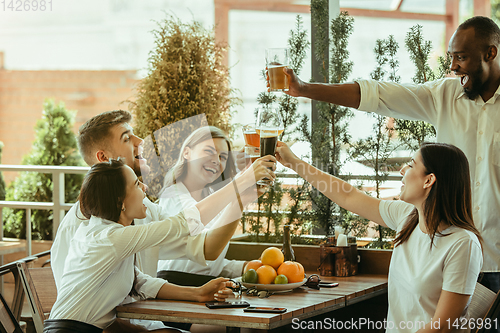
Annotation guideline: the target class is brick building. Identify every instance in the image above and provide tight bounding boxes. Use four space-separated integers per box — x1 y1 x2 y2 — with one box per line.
0 52 138 183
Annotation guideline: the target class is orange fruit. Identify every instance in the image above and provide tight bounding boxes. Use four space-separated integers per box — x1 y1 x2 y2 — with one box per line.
261 247 284 269
256 265 277 284
277 261 305 283
244 259 263 273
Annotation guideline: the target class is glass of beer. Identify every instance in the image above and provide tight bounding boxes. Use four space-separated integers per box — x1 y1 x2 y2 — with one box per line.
256 104 283 186
266 48 289 92
243 124 260 164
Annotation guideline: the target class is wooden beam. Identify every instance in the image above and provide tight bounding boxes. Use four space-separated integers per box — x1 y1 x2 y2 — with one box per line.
214 1 230 67
446 0 460 47
341 8 448 22
213 0 461 67
221 3 310 13
474 0 491 17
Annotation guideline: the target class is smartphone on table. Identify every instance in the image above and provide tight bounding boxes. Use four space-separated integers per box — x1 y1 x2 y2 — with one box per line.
205 301 250 309
244 307 287 313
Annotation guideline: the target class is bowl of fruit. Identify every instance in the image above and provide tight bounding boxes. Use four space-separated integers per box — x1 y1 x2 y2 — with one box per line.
237 247 307 291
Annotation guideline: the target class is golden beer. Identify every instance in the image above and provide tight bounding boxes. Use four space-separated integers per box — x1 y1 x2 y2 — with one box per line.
268 65 288 91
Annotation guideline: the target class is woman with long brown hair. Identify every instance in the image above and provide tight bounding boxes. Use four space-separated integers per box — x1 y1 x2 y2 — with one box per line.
276 141 482 333
44 159 245 333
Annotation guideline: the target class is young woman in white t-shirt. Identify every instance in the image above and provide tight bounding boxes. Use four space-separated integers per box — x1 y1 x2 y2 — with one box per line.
44 159 238 333
276 141 483 333
157 126 252 284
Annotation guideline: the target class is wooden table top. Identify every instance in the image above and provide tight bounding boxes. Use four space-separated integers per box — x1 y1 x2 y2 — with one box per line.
116 274 388 331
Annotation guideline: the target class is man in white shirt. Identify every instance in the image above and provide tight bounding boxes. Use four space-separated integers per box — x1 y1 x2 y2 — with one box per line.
52 110 274 332
279 15 500 296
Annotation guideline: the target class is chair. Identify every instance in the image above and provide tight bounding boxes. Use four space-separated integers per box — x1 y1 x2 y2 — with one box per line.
17 262 57 333
0 293 23 333
467 282 500 333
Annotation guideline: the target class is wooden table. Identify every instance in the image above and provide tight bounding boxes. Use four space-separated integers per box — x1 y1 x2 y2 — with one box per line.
116 274 387 332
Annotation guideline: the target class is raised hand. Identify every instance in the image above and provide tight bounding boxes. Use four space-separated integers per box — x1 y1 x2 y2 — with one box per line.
275 141 299 169
266 67 304 97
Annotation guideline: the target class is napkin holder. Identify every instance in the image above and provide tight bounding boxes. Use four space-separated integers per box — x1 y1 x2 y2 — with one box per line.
318 243 358 277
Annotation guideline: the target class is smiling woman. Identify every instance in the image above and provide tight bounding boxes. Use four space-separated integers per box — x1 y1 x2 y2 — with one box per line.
276 141 483 333
155 126 264 291
45 158 237 333
160 126 238 200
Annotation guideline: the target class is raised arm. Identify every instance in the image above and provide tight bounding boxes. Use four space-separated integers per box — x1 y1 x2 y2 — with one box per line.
195 155 275 225
275 142 387 227
267 67 361 109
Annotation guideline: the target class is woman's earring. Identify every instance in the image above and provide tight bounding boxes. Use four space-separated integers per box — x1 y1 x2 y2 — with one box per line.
122 207 126 212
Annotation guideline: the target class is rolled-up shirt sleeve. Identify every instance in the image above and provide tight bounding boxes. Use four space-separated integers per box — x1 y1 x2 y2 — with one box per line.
356 79 440 125
133 266 167 300
183 206 205 235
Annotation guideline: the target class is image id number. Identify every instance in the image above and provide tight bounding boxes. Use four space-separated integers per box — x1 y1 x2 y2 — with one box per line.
1 0 52 11
447 318 498 330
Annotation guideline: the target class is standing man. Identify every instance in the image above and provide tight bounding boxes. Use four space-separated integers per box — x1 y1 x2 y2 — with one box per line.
279 16 500 295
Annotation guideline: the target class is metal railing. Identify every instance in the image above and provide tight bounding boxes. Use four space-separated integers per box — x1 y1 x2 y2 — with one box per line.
0 165 89 256
0 164 403 257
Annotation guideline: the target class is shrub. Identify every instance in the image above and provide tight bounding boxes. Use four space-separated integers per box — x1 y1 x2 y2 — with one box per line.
3 99 84 240
129 15 239 197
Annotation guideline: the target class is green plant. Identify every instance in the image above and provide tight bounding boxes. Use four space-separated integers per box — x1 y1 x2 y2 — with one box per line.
129 15 239 196
0 141 6 200
300 10 354 236
3 100 84 240
350 35 403 248
492 0 500 26
243 15 310 241
395 25 444 151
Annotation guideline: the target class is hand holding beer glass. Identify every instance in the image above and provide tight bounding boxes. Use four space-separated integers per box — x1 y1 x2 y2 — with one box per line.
266 48 289 92
256 104 283 186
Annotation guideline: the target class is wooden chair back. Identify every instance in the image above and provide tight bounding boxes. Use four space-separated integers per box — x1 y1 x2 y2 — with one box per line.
468 282 500 333
0 293 23 333
16 262 57 333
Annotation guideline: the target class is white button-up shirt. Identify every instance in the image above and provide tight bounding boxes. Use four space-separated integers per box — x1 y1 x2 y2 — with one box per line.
358 78 500 272
51 198 204 285
49 212 207 329
157 182 245 277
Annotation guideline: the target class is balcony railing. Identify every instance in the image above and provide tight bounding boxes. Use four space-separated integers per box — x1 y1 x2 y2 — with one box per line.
0 165 90 256
0 164 403 257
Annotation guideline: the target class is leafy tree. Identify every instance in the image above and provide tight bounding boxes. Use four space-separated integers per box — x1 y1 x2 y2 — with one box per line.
350 36 402 248
3 100 84 240
244 15 310 240
395 25 441 151
131 15 236 138
492 0 500 27
129 15 239 196
300 10 354 235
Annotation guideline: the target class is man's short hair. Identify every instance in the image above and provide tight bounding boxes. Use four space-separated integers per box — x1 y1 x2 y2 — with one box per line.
78 110 132 165
458 16 500 48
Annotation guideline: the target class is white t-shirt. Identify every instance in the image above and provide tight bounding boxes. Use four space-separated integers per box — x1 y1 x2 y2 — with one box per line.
380 200 483 333
358 78 500 272
49 212 207 329
157 182 245 278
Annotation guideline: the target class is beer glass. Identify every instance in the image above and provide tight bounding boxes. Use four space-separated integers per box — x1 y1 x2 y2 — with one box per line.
242 124 260 164
266 48 289 92
256 104 283 186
